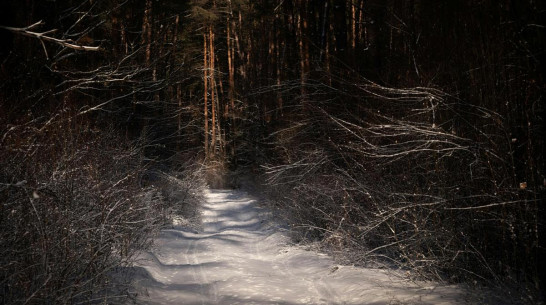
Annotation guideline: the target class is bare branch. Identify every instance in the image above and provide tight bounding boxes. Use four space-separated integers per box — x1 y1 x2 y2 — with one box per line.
0 20 101 55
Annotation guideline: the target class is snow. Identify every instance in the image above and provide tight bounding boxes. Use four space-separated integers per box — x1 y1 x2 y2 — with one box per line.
131 189 467 305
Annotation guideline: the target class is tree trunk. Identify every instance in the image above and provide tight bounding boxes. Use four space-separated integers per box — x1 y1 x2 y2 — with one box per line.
333 0 347 55
227 15 235 117
297 6 307 97
209 26 217 157
203 32 209 158
142 0 152 65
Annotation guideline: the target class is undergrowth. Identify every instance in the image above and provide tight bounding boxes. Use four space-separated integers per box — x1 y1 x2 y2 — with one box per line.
0 120 205 304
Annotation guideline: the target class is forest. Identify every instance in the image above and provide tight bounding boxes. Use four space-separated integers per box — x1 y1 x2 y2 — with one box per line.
0 0 544 304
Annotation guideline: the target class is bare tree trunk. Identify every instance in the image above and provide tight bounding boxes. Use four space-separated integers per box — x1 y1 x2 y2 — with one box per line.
177 84 182 151
350 0 356 64
142 0 152 65
275 21 283 116
302 2 310 90
359 0 366 46
297 9 306 97
203 32 209 158
333 0 347 55
173 14 181 151
209 26 217 157
227 15 235 117
351 0 356 50
227 4 237 158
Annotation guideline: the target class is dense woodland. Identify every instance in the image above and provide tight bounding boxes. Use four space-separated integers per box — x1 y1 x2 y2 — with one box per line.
0 0 544 304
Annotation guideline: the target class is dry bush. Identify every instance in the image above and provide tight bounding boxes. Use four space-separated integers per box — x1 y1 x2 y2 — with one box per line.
0 1 207 303
262 84 541 303
146 162 207 226
0 119 200 304
203 158 228 189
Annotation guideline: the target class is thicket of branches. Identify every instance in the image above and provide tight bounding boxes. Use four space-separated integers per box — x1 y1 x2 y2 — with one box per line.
263 81 540 293
0 1 205 303
0 121 205 303
240 1 545 302
1 0 544 303
3 124 147 303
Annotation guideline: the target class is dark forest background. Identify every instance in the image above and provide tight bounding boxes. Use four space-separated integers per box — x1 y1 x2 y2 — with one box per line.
1 0 544 304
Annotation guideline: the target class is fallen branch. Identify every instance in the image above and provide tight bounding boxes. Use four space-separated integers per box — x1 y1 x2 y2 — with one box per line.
0 20 101 58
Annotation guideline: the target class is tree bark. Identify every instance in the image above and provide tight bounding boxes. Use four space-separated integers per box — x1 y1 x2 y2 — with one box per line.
203 32 209 158
209 26 217 157
142 0 152 65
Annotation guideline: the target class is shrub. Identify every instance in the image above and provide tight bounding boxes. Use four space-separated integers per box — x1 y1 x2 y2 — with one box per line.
262 88 540 303
0 121 185 304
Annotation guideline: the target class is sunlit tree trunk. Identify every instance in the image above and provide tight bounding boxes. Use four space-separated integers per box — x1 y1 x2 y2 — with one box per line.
227 14 235 117
209 26 217 157
203 32 209 158
350 0 356 64
358 0 365 44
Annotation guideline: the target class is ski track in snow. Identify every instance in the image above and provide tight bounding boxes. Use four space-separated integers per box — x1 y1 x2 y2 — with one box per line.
132 189 466 305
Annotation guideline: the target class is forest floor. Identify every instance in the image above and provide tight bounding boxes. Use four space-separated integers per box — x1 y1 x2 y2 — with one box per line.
129 189 477 305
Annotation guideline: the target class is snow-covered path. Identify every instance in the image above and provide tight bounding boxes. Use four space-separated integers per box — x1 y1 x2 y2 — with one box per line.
132 189 466 305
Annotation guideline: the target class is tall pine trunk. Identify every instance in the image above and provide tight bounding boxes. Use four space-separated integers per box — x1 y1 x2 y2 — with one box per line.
203 32 209 158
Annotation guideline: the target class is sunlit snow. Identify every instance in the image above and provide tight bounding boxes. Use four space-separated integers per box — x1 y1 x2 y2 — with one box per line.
132 189 465 305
